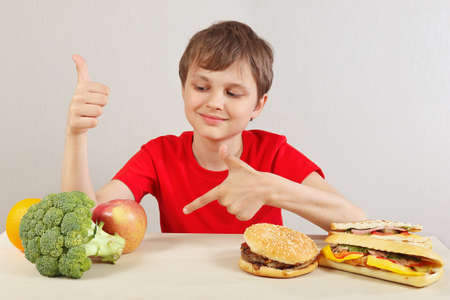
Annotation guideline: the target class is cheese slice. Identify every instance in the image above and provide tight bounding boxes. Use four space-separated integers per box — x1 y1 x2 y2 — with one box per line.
366 255 425 276
321 245 364 262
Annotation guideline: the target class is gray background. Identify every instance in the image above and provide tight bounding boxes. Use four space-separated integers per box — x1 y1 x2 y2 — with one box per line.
1 0 449 246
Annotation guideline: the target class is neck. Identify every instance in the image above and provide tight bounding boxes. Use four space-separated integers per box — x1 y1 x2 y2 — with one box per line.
192 132 243 171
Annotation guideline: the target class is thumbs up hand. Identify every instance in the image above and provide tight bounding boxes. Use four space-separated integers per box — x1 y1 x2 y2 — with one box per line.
183 144 274 221
67 54 110 135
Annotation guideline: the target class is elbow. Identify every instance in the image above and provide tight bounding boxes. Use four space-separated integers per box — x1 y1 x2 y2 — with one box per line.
94 193 107 206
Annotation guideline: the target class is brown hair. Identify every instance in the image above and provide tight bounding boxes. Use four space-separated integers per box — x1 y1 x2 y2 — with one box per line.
179 21 274 100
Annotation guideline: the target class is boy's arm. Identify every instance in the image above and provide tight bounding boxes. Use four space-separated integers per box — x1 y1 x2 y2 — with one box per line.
95 180 135 204
62 134 134 204
62 133 95 200
62 55 133 204
267 171 366 231
183 145 366 231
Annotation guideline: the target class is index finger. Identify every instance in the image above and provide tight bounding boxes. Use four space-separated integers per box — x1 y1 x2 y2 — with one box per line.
183 188 220 214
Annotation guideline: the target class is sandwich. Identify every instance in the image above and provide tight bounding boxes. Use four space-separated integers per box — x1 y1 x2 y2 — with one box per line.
329 219 432 248
239 223 319 278
318 220 444 287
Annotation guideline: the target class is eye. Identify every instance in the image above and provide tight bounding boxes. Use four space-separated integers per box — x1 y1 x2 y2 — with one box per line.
227 90 241 97
195 85 208 91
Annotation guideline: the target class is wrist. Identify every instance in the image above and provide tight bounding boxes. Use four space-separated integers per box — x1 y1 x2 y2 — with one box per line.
264 173 306 208
65 130 87 148
261 172 285 207
66 127 87 139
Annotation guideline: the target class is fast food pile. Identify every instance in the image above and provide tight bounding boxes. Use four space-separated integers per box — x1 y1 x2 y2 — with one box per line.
239 220 444 288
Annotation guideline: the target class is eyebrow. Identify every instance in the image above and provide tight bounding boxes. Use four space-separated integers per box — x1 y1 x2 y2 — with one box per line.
192 74 249 91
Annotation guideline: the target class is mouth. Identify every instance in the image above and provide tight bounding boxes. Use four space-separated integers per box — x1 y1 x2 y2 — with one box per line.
199 113 227 125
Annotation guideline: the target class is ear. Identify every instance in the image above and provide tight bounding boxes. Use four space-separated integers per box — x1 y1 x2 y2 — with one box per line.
250 94 268 119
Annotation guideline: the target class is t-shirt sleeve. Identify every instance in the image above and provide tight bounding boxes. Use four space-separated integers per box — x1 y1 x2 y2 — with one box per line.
272 142 324 184
112 141 158 203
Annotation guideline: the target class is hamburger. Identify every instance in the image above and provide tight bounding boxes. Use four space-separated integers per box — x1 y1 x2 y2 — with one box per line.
239 223 319 278
318 220 444 287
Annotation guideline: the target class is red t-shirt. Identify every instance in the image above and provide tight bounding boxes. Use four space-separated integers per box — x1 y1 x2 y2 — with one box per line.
113 130 324 233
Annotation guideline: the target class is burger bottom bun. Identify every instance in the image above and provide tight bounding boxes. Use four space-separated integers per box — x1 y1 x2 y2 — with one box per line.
318 255 443 288
239 258 318 278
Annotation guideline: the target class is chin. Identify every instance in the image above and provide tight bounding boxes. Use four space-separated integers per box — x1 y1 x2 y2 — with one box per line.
195 127 227 141
189 116 245 142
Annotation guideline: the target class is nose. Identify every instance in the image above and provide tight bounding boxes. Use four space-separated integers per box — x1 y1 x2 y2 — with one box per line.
205 90 225 110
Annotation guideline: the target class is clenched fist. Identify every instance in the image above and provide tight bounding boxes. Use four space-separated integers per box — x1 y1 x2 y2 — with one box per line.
67 54 110 135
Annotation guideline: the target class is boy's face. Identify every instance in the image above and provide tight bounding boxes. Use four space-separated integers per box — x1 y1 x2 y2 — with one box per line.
182 60 266 142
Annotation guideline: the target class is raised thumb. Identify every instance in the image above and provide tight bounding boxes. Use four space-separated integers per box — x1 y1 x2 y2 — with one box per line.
72 54 91 83
219 144 240 170
219 144 254 171
219 144 229 161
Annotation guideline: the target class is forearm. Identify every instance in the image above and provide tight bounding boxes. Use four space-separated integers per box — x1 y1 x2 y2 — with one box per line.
265 174 366 231
61 54 110 202
61 132 96 201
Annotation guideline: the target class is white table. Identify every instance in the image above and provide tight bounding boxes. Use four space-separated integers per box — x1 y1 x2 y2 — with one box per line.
0 231 448 299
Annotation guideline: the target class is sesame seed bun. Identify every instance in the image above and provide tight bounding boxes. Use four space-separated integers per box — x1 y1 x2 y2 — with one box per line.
244 223 319 265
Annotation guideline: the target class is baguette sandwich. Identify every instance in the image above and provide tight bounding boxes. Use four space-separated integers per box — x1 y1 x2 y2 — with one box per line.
318 220 444 287
330 219 432 248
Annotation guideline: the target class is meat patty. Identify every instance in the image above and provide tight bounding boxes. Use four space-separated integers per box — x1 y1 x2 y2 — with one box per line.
240 242 316 270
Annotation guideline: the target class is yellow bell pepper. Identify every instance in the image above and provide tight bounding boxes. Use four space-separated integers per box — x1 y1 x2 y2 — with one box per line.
321 245 364 262
366 255 425 276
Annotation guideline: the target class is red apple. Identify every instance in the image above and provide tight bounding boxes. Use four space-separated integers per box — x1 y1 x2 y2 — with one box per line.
92 199 147 254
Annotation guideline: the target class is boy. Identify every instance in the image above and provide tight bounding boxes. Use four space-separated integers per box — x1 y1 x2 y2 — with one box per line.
62 21 366 233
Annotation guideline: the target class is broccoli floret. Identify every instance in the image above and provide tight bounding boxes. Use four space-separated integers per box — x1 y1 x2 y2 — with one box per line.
36 255 60 277
24 237 41 263
59 246 92 279
19 191 125 279
40 227 64 257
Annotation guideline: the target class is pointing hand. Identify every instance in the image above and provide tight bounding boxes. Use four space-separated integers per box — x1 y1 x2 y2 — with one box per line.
183 144 271 221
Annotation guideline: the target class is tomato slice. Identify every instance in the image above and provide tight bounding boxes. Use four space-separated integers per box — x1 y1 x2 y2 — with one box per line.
371 231 393 236
406 261 426 267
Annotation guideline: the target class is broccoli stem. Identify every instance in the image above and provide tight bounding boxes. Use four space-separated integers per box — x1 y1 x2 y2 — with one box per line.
83 222 126 263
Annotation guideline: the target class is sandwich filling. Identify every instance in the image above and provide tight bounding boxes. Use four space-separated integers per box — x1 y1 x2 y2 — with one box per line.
332 228 431 247
339 227 413 235
241 243 316 270
322 244 438 276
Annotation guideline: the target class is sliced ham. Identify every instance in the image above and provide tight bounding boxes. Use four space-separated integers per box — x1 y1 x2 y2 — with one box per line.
350 227 384 234
350 227 408 235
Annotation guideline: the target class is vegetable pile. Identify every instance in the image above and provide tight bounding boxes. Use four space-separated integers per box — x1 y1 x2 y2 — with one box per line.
19 191 125 279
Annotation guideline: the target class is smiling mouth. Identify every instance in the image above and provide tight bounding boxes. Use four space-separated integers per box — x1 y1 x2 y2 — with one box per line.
199 113 228 124
200 113 227 121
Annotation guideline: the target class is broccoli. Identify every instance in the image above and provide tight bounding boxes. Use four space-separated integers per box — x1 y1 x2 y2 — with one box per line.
19 191 125 279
